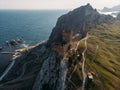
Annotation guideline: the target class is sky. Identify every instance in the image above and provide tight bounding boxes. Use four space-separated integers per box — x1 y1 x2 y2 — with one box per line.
0 0 119 10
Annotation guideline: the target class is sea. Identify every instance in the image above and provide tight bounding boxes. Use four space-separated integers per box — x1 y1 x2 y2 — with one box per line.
0 10 68 46
0 10 68 75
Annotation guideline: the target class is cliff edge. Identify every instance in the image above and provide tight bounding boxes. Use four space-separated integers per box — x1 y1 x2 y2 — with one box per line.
48 3 115 44
0 4 120 90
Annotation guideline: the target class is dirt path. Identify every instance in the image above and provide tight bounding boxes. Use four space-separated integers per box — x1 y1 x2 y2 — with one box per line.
75 33 89 90
18 52 39 79
81 34 88 90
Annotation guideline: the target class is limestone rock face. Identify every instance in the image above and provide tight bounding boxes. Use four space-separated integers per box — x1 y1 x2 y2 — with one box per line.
0 42 69 90
48 4 115 44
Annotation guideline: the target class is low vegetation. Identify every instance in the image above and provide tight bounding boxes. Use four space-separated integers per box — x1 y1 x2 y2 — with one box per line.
68 22 120 90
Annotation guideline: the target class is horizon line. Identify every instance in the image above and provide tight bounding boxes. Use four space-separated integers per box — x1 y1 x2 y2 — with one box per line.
0 8 71 10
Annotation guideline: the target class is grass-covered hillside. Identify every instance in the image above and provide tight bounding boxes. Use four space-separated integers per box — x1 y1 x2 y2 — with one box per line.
85 22 120 90
67 21 120 90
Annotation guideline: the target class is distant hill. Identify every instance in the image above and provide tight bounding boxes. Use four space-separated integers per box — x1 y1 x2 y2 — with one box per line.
102 5 120 12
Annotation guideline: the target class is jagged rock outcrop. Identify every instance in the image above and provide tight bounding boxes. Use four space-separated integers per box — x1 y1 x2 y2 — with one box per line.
48 3 115 44
32 48 68 90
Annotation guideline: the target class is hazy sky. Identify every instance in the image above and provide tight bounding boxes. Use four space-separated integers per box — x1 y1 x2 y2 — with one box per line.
0 0 119 10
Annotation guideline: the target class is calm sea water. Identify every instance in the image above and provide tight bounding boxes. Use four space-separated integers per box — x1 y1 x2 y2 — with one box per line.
0 10 68 75
0 10 68 45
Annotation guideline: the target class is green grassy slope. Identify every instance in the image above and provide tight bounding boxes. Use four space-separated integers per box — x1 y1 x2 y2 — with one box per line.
81 22 120 90
67 21 120 90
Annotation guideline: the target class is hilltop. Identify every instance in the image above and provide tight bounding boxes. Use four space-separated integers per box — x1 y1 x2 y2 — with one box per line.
48 3 115 44
0 4 120 90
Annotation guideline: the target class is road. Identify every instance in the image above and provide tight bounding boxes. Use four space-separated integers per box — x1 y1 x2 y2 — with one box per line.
0 42 36 85
0 52 14 54
0 43 22 82
0 52 38 85
18 52 39 79
0 43 14 82
0 60 15 81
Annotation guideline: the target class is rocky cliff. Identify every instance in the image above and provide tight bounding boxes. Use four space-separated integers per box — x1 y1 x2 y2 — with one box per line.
0 4 120 90
48 3 115 44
